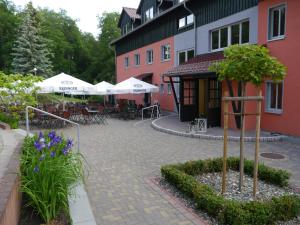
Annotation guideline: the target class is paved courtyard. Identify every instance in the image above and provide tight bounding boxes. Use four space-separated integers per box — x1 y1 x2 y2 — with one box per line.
59 119 300 225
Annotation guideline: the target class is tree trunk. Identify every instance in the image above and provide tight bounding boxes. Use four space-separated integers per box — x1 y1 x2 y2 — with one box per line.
239 82 246 191
226 80 242 129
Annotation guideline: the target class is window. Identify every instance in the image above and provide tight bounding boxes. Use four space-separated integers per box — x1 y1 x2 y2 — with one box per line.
161 44 171 61
269 5 286 40
266 81 283 113
146 49 153 64
211 20 250 51
145 7 154 22
124 56 129 68
134 54 140 66
178 49 194 65
160 83 164 94
178 14 194 29
167 83 172 94
183 80 195 105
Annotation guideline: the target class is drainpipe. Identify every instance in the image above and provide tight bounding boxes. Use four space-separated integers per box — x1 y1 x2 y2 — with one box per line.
183 0 197 56
158 0 163 14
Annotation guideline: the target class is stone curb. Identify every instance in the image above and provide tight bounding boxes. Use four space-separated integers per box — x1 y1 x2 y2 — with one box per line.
151 116 285 142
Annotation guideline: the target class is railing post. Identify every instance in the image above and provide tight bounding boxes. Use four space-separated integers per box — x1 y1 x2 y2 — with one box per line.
26 106 30 136
222 91 229 194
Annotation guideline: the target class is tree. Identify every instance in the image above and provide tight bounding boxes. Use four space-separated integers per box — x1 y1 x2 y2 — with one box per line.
92 12 120 83
0 0 20 73
11 2 53 76
0 71 42 119
210 44 286 191
210 44 286 128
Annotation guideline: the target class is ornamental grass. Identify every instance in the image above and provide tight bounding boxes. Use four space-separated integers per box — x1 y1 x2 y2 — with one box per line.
20 131 84 223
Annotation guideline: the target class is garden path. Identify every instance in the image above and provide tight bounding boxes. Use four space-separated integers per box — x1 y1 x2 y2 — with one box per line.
58 119 300 225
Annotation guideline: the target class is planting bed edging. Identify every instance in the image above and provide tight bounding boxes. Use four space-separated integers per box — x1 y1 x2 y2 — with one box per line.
161 157 300 225
0 132 22 225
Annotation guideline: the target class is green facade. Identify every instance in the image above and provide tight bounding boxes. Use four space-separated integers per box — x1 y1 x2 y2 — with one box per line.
114 0 258 56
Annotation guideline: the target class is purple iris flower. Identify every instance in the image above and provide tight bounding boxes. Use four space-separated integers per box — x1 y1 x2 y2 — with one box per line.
62 148 68 156
48 131 56 140
39 154 45 161
50 151 56 158
33 166 39 173
38 132 44 140
34 141 42 152
66 138 73 149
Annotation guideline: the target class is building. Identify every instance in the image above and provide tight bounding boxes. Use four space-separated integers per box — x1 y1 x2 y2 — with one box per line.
112 0 300 137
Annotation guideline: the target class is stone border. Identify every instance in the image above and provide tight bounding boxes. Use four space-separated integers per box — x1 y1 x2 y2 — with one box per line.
151 116 285 142
0 141 22 225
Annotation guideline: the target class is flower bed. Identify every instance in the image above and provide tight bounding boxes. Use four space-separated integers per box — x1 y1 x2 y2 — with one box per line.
161 157 300 225
20 131 84 224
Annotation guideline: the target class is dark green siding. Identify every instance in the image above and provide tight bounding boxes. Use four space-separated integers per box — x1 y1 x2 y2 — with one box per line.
115 0 258 56
138 0 158 23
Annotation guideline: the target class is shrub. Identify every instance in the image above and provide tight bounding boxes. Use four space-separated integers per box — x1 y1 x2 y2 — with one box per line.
0 112 19 128
161 158 300 225
20 131 84 223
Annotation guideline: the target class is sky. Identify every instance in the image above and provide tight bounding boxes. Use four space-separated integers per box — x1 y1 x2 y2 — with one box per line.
12 0 140 37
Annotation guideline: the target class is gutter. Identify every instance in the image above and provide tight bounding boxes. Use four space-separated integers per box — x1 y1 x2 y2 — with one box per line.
183 0 197 56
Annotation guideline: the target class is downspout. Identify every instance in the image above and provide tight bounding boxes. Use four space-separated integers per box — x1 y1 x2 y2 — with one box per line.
158 0 163 14
183 0 197 55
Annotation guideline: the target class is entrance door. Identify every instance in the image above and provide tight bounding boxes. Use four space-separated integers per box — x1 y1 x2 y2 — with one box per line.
180 79 198 121
207 79 221 127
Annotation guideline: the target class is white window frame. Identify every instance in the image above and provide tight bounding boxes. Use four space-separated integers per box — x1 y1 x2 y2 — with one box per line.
124 56 129 68
145 7 154 22
134 53 140 66
178 14 194 29
146 49 153 64
178 49 195 65
268 4 286 41
161 44 171 61
210 20 250 52
265 81 284 114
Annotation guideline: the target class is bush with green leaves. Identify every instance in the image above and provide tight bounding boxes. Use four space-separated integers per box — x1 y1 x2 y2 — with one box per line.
0 112 19 128
20 131 84 223
161 158 300 225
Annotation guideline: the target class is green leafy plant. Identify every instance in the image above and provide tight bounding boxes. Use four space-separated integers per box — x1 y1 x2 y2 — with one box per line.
0 71 42 119
161 158 299 225
20 131 84 223
0 112 19 128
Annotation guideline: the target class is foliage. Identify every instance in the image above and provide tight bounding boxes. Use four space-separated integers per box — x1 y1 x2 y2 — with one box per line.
210 44 286 86
0 0 20 73
11 2 53 76
0 112 19 128
20 131 84 223
0 71 42 119
177 157 290 187
161 158 300 225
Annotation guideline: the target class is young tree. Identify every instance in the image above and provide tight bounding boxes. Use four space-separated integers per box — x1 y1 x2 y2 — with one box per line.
210 44 286 191
11 2 53 76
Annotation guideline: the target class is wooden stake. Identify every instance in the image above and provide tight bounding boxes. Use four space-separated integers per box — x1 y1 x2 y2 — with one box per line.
222 91 229 194
239 83 246 191
253 89 262 197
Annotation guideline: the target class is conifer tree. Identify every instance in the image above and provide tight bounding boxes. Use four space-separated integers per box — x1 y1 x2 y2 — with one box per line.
11 2 53 76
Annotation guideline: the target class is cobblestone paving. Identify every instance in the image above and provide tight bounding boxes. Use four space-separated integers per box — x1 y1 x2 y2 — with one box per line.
59 119 300 225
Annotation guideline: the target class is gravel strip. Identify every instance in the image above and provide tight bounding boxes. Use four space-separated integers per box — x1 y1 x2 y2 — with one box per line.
195 170 296 202
160 173 300 225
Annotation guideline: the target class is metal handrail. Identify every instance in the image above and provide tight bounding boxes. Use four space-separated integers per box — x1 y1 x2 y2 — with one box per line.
25 106 80 152
141 104 160 120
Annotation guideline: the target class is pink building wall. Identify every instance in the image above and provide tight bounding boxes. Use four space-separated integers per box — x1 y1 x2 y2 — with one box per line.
258 0 300 136
116 37 175 111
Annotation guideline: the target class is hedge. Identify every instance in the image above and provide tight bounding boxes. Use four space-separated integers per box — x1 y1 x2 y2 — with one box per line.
161 158 300 225
0 112 19 129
